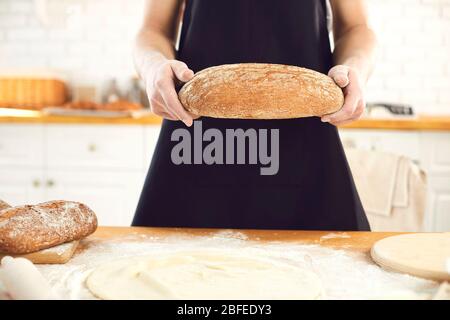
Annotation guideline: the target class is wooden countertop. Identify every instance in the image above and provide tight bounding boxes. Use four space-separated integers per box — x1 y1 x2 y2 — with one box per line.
341 115 450 131
0 108 163 125
1 108 450 131
86 226 402 253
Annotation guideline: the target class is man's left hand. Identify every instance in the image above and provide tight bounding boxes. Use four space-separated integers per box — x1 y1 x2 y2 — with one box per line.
321 65 366 126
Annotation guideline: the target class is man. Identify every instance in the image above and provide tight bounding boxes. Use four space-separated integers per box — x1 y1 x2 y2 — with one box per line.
133 0 377 231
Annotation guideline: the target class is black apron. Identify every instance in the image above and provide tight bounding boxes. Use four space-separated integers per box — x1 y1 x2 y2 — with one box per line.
132 0 370 231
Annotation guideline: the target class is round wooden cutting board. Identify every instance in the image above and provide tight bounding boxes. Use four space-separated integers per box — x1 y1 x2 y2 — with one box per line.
371 233 450 281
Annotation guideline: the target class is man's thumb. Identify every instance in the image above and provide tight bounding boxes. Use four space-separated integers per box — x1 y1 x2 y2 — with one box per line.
170 61 194 82
328 66 349 88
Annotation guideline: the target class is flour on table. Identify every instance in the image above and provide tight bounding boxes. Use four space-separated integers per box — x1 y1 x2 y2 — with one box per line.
210 229 248 241
39 242 74 256
0 230 440 300
320 232 351 240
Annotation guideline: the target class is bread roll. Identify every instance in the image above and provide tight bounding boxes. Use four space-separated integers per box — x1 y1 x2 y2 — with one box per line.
0 200 97 254
179 63 344 119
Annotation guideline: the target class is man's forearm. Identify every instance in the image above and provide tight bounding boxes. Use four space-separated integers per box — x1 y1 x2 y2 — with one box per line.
332 25 377 83
133 28 176 82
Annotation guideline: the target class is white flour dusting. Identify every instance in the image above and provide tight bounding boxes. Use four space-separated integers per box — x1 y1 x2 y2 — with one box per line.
0 231 440 300
320 232 351 240
210 230 249 241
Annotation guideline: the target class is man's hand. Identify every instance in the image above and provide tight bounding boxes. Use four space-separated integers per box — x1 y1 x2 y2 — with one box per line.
144 58 197 127
321 65 366 126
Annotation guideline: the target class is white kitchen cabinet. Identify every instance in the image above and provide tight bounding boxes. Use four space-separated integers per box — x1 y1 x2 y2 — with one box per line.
0 169 46 205
43 124 151 225
426 176 450 232
44 170 145 226
0 124 44 168
46 125 145 170
419 133 450 174
419 133 450 231
338 129 420 162
0 124 46 205
0 123 157 226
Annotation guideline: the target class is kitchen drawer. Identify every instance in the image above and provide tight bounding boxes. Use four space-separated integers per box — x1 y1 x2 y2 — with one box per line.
419 132 450 174
338 129 420 162
0 169 45 205
45 124 145 170
44 170 146 226
425 175 450 232
0 124 44 167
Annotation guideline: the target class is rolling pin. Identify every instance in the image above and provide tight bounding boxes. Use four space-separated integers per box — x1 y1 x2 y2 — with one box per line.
0 256 59 300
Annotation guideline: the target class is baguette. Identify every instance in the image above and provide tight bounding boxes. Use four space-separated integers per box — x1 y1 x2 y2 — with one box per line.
0 200 97 254
179 63 344 119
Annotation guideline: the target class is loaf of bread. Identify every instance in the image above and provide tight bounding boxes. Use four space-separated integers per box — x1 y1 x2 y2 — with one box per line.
179 63 344 119
0 200 97 254
0 200 10 212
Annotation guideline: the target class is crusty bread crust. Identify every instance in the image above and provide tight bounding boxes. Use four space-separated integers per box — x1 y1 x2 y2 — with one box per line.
0 200 10 212
179 63 344 119
0 200 97 254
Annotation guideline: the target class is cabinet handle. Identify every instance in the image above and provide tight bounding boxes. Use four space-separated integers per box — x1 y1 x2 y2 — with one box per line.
32 179 41 188
88 143 97 152
46 179 55 188
342 138 356 148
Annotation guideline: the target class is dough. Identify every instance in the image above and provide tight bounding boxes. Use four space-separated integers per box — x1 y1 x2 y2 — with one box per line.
86 251 323 300
371 233 450 281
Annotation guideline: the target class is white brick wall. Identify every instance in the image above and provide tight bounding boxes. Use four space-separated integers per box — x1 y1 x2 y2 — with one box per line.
0 0 144 90
0 0 449 114
366 0 450 114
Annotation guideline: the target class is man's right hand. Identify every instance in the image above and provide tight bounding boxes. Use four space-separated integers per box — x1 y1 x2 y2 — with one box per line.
144 58 196 127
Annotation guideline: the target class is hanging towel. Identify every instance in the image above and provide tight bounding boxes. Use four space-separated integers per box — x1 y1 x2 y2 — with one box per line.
345 148 400 217
345 148 427 232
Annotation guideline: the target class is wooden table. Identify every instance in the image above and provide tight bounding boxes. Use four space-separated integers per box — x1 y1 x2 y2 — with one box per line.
86 227 403 253
71 228 450 300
